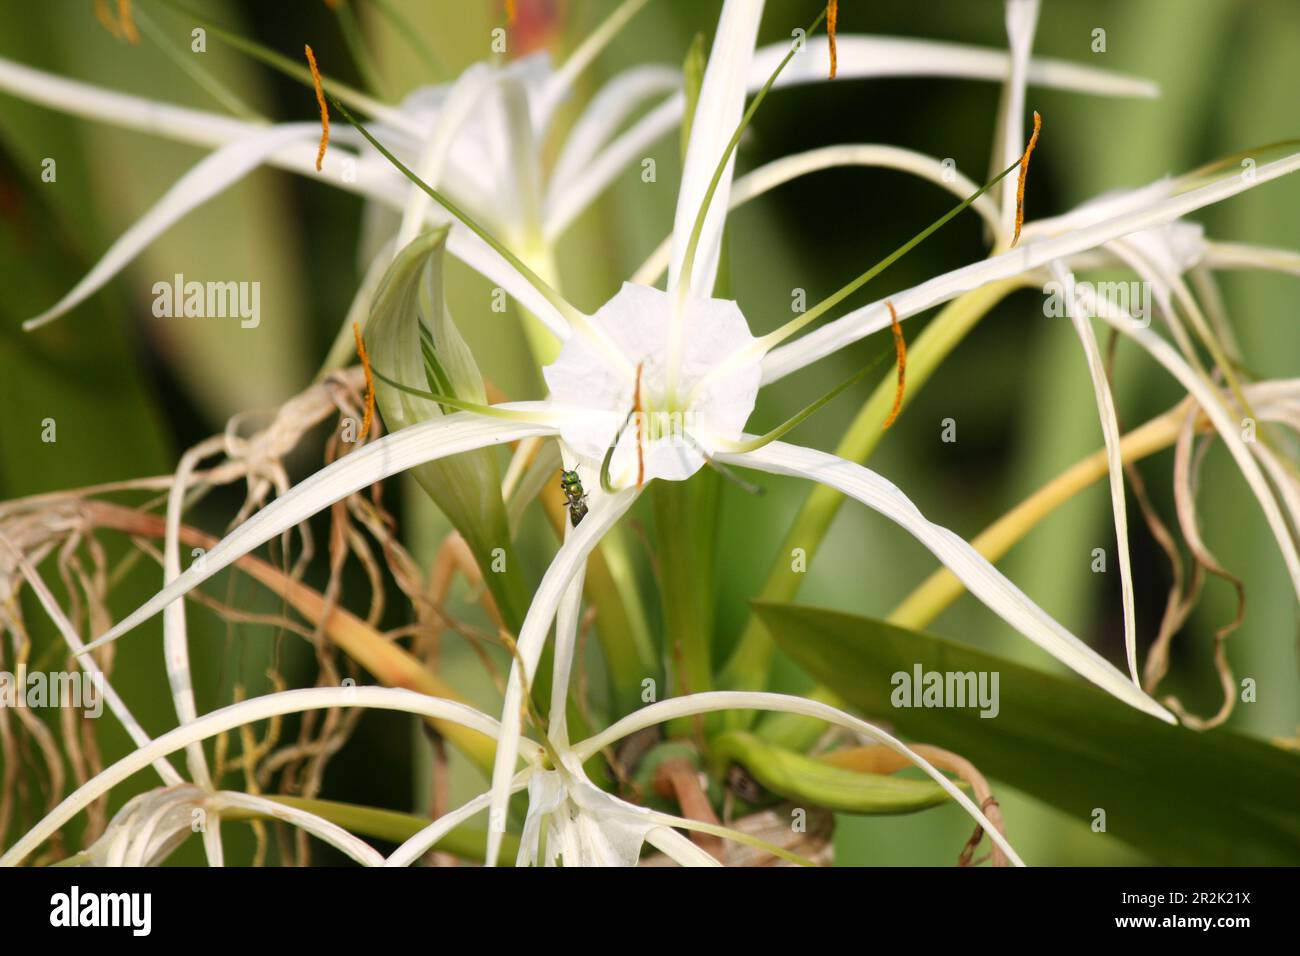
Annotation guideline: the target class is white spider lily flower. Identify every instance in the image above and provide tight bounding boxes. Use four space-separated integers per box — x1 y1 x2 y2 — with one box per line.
0 3 1158 336
0 685 516 867
62 2 1196 873
2 680 1011 868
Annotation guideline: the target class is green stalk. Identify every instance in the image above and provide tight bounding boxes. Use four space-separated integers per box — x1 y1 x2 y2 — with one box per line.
720 279 1024 729
654 471 721 737
225 794 519 864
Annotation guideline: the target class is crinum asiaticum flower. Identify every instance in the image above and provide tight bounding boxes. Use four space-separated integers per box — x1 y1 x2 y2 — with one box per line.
54 0 1198 866
0 0 1158 362
4 493 1020 867
31 0 1300 867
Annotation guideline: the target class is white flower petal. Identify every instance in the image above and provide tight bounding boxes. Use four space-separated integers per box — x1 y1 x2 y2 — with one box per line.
668 0 764 299
996 0 1041 234
548 36 1158 243
385 773 531 868
163 438 226 791
545 64 681 224
485 489 639 867
445 226 572 340
761 148 1300 384
1080 287 1300 600
542 283 762 483
644 826 724 867
23 123 318 330
1 686 511 867
757 34 1158 99
0 54 260 147
1050 260 1140 685
715 441 1175 723
548 570 587 747
572 689 1027 866
80 411 558 655
213 791 384 867
632 144 1000 287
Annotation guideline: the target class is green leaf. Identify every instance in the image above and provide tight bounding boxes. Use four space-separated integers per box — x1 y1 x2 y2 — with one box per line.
710 732 958 815
753 601 1300 865
366 227 530 628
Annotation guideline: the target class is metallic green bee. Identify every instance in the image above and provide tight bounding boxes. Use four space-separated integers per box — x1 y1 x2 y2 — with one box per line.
560 469 589 527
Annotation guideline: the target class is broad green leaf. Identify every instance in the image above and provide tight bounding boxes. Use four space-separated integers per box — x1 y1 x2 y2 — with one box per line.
754 601 1300 865
710 731 958 815
366 227 530 628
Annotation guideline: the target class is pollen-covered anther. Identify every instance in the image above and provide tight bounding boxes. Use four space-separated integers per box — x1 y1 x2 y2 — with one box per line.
1011 110 1042 247
827 1 839 79
304 44 330 172
883 300 907 429
353 322 375 441
94 0 139 44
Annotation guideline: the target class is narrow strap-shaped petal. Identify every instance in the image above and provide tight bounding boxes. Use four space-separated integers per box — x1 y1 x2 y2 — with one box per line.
485 488 639 867
0 54 261 147
572 690 1026 866
667 0 764 299
644 826 724 867
81 411 558 654
23 123 319 330
163 437 226 792
545 64 681 219
545 36 1157 243
996 0 1041 236
0 686 510 867
632 144 999 286
212 791 385 867
1050 260 1140 685
384 773 531 867
547 569 588 748
714 442 1175 723
753 34 1157 97
760 147 1300 383
1080 287 1300 601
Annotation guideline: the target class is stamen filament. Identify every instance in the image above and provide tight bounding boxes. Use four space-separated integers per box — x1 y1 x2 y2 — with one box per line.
675 8 830 302
158 0 415 134
368 366 558 425
755 152 1028 355
687 150 1030 408
713 348 892 455
667 7 827 401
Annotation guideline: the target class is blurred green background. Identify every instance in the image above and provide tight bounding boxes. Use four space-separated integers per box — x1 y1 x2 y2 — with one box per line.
1 0 1297 865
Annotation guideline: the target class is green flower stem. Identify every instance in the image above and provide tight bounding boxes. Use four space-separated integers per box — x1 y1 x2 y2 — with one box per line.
222 794 519 865
721 278 1026 725
654 472 721 737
